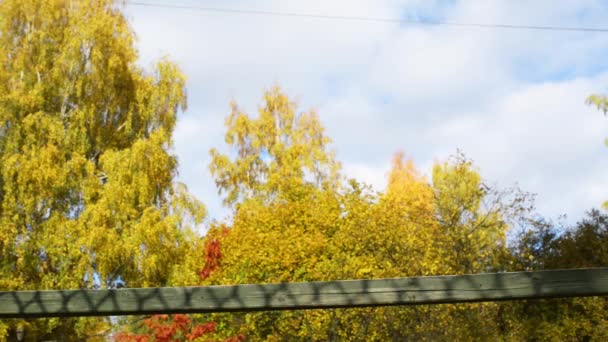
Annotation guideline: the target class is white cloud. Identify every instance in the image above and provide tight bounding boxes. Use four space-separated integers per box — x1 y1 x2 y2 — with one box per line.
127 0 608 225
343 162 390 191
426 75 608 218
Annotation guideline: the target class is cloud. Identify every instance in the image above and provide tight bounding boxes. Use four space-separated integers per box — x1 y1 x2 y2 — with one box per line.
343 162 390 191
126 0 608 225
427 75 608 219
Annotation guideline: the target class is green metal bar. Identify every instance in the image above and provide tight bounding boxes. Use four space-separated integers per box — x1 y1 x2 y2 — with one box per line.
1 268 607 318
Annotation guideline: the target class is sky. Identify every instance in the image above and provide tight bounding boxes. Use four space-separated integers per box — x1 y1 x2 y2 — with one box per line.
124 0 608 227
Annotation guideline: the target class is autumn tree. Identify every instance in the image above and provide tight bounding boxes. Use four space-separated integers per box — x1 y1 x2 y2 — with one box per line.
209 86 340 207
319 152 529 340
428 153 538 340
206 90 530 340
431 152 532 274
204 87 344 340
316 151 534 340
0 0 204 339
313 153 449 341
115 314 220 342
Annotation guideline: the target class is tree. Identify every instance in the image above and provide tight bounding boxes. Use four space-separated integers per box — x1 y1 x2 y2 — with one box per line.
209 85 340 207
431 153 517 274
0 0 204 339
115 314 221 342
207 115 527 341
557 209 608 268
204 87 344 340
509 210 608 340
317 153 453 341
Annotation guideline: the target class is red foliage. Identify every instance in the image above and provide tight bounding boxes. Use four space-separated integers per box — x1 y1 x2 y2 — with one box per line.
115 334 150 342
116 229 235 341
199 227 229 280
114 314 217 342
187 322 218 340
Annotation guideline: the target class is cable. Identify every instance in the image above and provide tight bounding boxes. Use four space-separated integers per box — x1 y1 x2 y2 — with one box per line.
128 1 608 33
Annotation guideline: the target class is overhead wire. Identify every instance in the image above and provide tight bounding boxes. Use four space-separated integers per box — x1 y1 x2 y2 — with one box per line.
128 1 608 33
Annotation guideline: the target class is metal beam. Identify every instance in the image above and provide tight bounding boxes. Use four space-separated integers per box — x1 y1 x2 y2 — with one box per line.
1 268 607 318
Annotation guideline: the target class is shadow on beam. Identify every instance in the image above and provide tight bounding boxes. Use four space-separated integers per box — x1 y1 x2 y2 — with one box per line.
1 268 607 318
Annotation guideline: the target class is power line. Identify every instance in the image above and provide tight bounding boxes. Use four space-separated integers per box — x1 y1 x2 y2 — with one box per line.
128 1 608 33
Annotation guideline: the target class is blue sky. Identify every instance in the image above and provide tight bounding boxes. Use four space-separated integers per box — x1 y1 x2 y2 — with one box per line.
125 0 608 227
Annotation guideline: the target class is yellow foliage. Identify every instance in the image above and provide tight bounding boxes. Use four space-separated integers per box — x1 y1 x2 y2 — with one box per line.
432 153 509 274
209 86 340 207
0 0 204 338
206 94 515 340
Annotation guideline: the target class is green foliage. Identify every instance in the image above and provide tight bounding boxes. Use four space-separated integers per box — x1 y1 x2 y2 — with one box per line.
509 210 608 340
558 210 608 268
